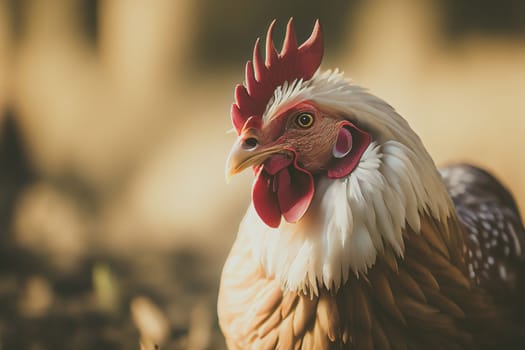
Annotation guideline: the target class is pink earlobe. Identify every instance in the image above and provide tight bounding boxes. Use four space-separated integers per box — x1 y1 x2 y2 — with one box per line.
327 122 371 179
333 127 353 158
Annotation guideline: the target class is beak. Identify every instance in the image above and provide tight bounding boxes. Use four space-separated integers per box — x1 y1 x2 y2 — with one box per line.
226 136 284 180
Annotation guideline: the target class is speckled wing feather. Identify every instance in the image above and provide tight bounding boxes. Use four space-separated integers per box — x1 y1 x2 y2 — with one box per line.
440 164 525 298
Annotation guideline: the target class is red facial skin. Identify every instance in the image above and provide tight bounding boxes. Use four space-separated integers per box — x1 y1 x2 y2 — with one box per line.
244 101 371 228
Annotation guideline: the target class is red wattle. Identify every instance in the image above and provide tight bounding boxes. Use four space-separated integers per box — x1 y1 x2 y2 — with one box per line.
264 154 293 175
277 163 314 223
252 154 314 227
253 169 282 228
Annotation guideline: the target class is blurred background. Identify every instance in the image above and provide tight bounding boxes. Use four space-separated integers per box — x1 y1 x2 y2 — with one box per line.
0 0 524 349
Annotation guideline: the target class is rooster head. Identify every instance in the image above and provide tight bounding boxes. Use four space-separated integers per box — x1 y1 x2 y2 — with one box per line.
227 19 371 228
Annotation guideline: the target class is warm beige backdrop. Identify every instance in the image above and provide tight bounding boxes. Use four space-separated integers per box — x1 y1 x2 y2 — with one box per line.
0 0 524 347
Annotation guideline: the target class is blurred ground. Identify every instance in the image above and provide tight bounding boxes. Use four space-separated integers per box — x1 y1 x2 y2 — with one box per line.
0 0 524 349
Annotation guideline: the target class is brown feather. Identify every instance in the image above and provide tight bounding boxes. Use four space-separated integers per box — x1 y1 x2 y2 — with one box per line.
276 315 294 350
281 294 299 319
404 256 440 290
445 218 467 263
340 325 349 345
404 240 433 266
257 330 278 350
371 318 391 350
380 315 408 350
292 296 317 338
256 287 283 316
350 283 372 332
396 268 427 303
421 285 465 319
382 247 399 273
257 305 282 339
369 268 406 325
435 264 471 290
317 294 340 342
396 295 440 323
312 318 331 350
300 330 313 350
420 217 450 259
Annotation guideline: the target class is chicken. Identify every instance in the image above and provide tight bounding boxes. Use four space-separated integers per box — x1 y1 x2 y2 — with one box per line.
218 19 525 350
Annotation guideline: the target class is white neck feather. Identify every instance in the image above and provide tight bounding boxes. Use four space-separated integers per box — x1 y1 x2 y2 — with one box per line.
237 71 453 295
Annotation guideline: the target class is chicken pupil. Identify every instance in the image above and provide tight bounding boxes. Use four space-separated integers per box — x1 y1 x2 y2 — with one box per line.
298 114 312 126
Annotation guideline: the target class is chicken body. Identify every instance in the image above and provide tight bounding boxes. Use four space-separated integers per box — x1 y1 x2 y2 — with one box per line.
219 19 525 350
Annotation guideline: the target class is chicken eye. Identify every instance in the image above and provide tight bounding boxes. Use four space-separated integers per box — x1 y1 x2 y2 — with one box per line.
295 113 314 128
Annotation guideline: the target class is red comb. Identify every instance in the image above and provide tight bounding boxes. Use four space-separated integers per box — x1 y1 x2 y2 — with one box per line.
231 18 324 134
